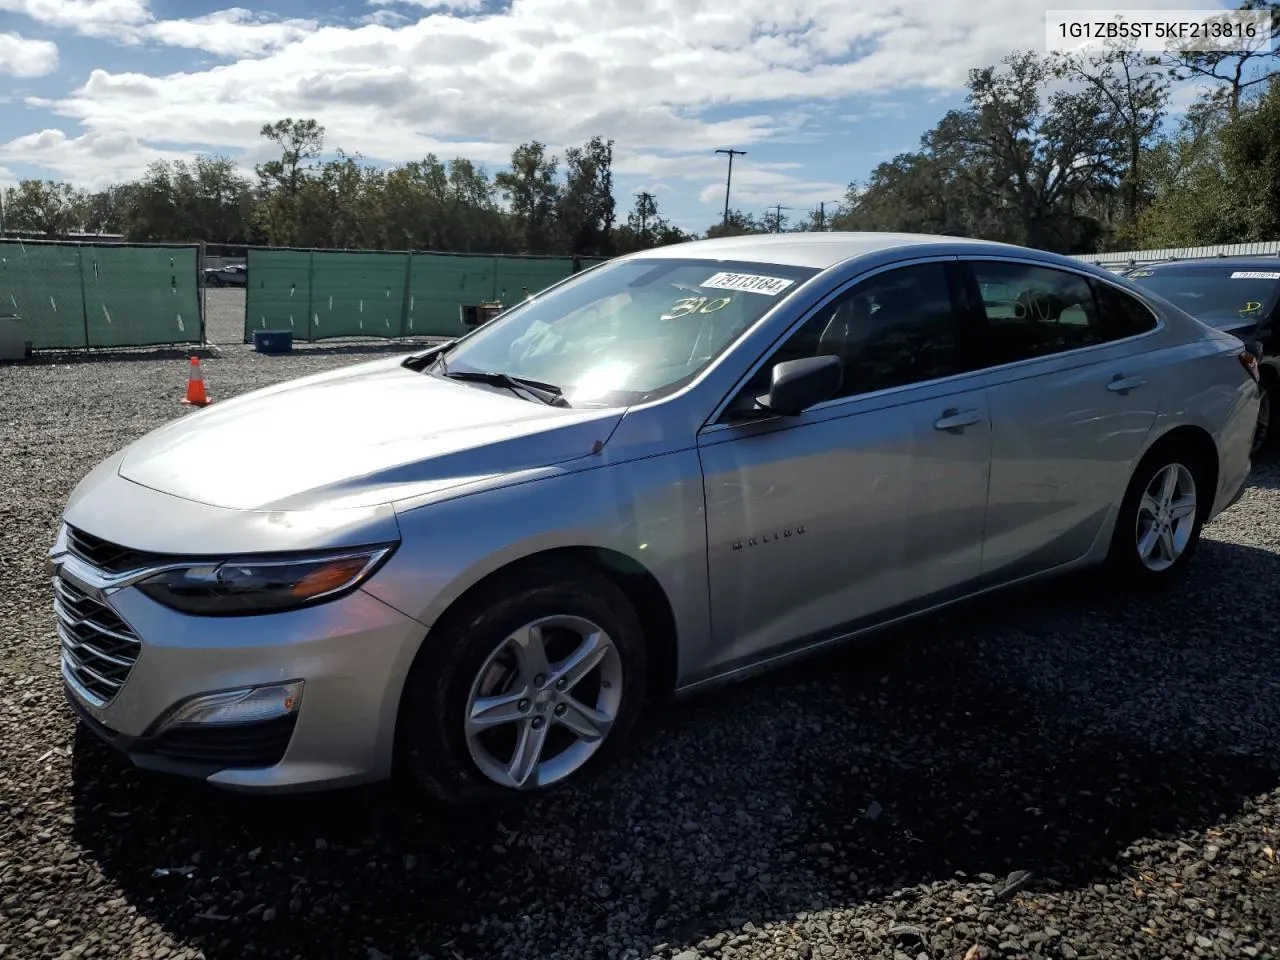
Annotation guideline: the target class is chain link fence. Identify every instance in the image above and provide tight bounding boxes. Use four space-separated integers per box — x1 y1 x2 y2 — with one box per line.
0 239 203 350
242 247 607 342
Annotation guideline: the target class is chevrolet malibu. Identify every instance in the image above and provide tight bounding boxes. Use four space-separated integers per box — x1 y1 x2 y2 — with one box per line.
50 232 1260 804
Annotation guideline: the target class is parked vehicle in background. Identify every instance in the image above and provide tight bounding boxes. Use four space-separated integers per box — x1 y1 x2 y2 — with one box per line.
1126 259 1279 454
203 263 247 287
50 232 1259 805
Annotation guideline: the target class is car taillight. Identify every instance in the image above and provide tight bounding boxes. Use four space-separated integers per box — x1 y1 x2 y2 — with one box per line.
1239 350 1261 384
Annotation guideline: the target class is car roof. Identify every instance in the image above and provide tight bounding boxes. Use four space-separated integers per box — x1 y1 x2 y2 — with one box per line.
1132 258 1280 271
622 231 1090 272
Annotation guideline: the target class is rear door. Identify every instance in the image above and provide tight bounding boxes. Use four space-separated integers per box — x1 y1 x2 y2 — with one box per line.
959 258 1163 583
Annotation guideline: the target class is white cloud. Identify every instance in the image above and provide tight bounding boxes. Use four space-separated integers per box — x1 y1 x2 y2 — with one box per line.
0 0 150 37
0 128 196 187
0 30 59 77
369 0 487 10
0 0 1199 213
145 9 316 57
0 0 316 56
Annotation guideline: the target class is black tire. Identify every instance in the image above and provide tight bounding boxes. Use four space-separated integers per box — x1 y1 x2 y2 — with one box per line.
1253 373 1276 457
1105 437 1211 589
396 560 648 805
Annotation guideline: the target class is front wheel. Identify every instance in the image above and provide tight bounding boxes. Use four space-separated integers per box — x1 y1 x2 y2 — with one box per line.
1105 440 1208 588
396 561 648 805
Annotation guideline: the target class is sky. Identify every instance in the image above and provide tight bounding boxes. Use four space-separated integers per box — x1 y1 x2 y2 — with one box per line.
0 0 1243 233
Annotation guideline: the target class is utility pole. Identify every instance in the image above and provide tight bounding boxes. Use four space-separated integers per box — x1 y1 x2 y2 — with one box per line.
815 200 841 231
634 191 655 244
769 204 791 233
714 148 746 229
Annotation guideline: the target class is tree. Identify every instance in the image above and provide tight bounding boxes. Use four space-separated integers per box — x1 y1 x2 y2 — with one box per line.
761 207 791 233
256 118 325 198
612 192 691 252
557 136 616 257
1055 43 1171 235
254 118 326 246
494 141 561 254
1218 74 1280 239
704 209 764 238
1 180 87 237
1132 91 1236 245
122 156 252 244
1158 0 1279 116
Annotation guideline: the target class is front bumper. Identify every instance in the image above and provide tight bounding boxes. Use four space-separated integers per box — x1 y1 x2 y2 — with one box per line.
57 556 426 794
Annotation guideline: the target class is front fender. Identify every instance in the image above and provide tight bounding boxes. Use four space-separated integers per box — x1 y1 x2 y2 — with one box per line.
361 450 711 683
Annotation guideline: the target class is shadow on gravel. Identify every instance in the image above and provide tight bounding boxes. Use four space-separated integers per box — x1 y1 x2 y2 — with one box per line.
68 539 1280 959
252 341 444 358
5 339 446 367
1245 455 1280 490
7 347 220 366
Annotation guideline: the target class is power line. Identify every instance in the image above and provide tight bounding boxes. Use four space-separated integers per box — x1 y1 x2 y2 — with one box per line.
768 204 792 233
714 148 746 229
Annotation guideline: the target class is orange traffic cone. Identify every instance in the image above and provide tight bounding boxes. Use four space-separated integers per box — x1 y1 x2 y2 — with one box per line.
181 356 210 406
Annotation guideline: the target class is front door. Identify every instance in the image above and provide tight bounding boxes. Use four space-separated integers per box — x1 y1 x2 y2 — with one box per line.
694 260 994 682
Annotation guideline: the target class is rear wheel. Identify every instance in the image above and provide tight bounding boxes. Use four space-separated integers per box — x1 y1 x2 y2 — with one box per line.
1253 373 1276 457
1105 438 1209 588
396 562 647 805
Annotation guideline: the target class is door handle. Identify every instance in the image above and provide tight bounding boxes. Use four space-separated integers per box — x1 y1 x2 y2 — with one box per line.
934 408 983 433
1107 374 1147 394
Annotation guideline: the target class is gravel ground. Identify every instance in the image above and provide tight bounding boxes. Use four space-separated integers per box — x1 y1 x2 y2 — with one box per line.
1 290 1278 960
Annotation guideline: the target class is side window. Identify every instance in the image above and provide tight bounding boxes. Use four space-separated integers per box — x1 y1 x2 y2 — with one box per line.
1093 280 1159 341
743 262 966 401
970 261 1101 364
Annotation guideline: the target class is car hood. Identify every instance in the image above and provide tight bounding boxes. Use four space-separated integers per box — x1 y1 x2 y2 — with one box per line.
117 356 625 511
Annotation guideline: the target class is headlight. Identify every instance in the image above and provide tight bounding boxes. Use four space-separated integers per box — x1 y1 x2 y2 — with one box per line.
136 545 395 616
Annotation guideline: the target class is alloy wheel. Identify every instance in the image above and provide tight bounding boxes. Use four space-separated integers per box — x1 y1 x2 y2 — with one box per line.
1134 462 1197 573
463 615 623 790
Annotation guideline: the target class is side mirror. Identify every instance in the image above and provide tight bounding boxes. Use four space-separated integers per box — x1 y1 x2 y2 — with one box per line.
756 355 842 416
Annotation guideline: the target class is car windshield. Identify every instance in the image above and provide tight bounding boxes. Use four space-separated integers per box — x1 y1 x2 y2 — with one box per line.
434 257 818 406
1127 265 1280 322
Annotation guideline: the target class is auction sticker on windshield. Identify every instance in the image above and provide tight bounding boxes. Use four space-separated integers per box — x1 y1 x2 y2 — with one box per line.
1231 271 1280 280
701 272 796 296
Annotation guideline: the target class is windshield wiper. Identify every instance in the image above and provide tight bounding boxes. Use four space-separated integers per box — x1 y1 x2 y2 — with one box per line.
443 369 570 407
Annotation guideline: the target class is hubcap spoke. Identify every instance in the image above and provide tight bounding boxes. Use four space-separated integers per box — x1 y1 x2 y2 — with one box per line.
506 718 551 788
553 630 609 689
555 695 613 743
1169 496 1196 522
509 623 551 688
1158 526 1177 561
1159 465 1178 508
1137 523 1161 560
1139 492 1162 519
466 690 529 735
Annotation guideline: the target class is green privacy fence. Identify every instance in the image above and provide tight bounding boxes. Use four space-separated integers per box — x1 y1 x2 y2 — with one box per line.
243 248 608 342
0 239 202 350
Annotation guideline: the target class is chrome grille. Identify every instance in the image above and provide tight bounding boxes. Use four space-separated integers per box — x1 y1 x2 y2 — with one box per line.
54 575 141 705
66 526 167 575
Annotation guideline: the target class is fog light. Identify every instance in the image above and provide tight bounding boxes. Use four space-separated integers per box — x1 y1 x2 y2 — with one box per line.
160 681 304 730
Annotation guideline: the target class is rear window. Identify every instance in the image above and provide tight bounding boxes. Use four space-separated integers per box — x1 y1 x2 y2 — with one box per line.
1127 266 1280 322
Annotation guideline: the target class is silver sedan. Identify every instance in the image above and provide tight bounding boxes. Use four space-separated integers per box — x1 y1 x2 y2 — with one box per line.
50 232 1261 804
